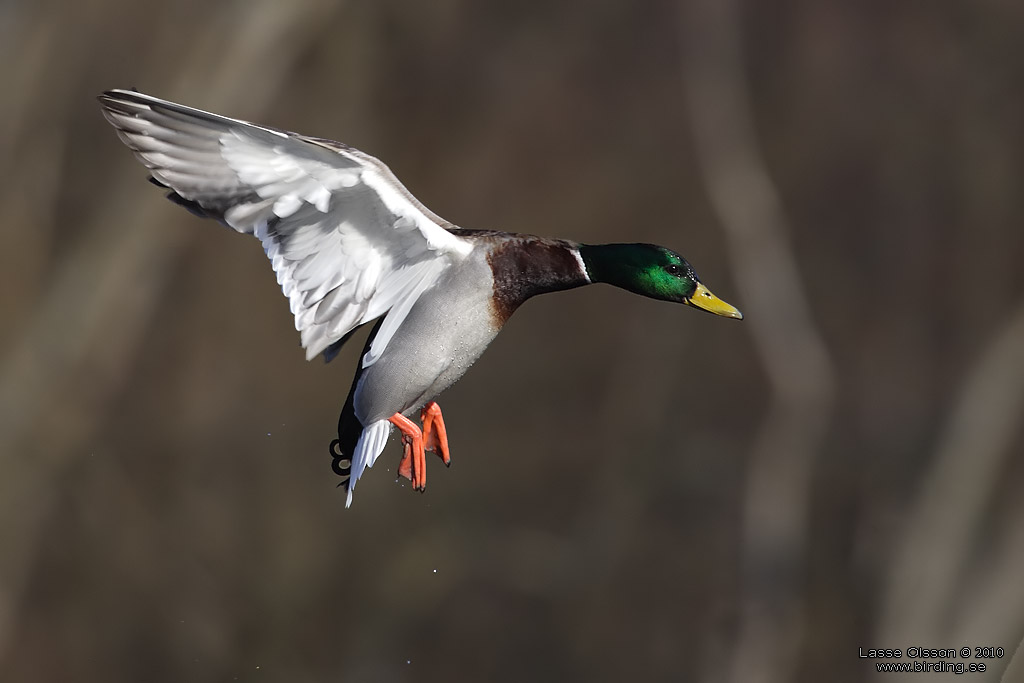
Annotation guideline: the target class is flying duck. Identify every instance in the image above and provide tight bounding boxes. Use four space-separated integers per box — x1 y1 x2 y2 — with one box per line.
98 89 743 507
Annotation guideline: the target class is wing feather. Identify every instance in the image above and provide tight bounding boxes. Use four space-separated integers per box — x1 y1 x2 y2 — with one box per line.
99 89 472 362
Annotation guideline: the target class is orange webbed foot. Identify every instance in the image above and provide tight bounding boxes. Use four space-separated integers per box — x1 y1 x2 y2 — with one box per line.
389 413 426 491
420 401 451 467
396 437 415 482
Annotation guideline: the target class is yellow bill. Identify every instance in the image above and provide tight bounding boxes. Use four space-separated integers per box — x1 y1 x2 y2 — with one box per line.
687 282 743 319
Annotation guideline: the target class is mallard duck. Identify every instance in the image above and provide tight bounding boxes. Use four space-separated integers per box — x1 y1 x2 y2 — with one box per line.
99 89 742 506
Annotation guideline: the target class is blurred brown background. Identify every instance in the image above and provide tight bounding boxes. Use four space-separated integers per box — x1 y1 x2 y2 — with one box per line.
2 0 1023 681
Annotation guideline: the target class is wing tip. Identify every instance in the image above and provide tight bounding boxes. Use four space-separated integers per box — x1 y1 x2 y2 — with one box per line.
97 87 146 111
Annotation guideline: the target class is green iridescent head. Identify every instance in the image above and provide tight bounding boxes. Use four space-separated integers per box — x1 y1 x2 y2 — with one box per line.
577 243 743 318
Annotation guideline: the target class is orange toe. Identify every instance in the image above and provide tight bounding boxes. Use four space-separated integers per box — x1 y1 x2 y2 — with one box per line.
420 401 451 467
389 413 426 491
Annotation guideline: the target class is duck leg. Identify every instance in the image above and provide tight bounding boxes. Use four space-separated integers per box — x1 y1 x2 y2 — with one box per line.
420 401 451 467
389 413 427 491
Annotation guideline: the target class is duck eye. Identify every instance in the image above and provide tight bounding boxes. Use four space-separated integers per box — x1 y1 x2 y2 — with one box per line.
665 264 680 275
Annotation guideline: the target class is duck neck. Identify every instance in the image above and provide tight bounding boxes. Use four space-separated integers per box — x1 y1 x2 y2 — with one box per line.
487 238 591 322
575 243 648 291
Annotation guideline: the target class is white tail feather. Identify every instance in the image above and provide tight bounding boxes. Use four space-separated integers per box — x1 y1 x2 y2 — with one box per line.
345 419 392 507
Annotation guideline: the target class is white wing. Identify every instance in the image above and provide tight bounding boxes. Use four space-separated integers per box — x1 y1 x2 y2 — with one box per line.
99 89 472 364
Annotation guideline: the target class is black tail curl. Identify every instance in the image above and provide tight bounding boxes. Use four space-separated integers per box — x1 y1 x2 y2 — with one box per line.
327 319 383 495
330 380 362 492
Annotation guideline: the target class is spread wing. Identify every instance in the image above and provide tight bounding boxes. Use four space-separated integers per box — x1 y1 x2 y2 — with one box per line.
98 89 472 364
